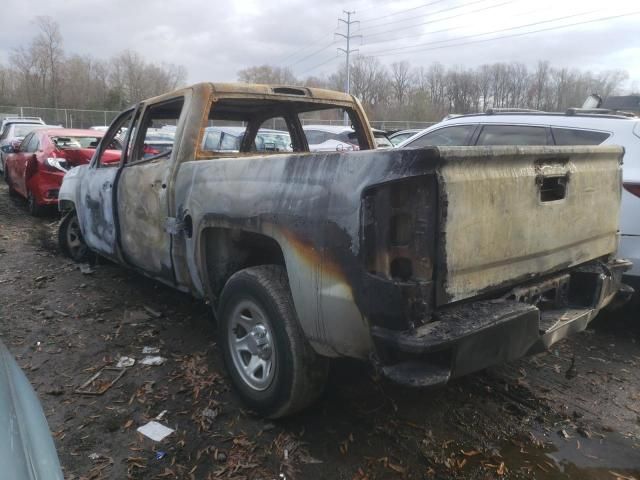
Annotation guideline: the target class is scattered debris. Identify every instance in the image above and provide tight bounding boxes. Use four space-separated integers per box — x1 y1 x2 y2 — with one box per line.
155 410 168 421
143 305 162 318
202 408 219 421
79 264 95 275
89 453 101 461
577 426 592 439
75 367 126 395
137 421 175 442
142 346 160 354
140 356 167 366
122 309 151 325
116 356 135 368
608 471 638 480
215 451 227 463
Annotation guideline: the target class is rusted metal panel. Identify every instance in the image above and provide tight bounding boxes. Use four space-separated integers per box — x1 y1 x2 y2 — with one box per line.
436 145 623 303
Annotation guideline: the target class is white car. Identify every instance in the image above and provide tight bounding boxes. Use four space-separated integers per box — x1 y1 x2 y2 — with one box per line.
398 109 640 289
388 128 422 146
303 125 392 151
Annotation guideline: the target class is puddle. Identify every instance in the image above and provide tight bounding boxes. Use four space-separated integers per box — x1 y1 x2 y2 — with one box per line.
498 426 640 479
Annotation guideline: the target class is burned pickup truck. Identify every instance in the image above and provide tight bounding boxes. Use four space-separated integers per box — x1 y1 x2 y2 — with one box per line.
58 83 631 417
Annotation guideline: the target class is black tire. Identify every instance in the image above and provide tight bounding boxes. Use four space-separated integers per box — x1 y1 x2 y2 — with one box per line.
218 265 329 418
27 189 46 216
58 210 91 262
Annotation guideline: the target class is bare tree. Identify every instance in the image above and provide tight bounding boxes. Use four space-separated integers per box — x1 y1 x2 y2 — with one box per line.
531 61 550 109
33 16 63 108
237 65 297 85
390 61 412 105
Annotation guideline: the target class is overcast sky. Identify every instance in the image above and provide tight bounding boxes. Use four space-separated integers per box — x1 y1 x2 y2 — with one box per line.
1 0 638 89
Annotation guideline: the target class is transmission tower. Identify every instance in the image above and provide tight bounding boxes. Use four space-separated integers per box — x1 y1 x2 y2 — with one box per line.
336 11 361 123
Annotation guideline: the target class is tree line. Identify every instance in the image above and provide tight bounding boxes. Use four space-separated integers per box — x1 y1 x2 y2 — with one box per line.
239 57 631 121
0 16 187 111
0 16 631 122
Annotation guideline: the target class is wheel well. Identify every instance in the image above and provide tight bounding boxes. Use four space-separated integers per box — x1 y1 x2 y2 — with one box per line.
201 227 286 299
59 199 75 214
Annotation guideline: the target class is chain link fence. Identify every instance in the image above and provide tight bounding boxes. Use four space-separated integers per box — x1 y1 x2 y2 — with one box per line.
0 106 120 129
0 105 436 132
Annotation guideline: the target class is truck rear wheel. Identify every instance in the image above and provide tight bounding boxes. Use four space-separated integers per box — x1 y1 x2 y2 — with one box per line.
218 265 328 418
58 210 90 262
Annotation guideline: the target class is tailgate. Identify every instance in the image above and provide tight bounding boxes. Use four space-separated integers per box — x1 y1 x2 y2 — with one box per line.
436 145 623 304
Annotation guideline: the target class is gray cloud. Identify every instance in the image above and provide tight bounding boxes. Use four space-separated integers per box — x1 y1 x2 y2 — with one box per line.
0 0 637 87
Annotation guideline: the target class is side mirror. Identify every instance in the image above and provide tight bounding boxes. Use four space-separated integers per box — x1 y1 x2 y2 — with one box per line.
10 139 22 153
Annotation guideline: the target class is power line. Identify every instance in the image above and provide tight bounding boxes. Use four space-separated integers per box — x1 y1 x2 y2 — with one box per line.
364 10 640 57
361 0 514 41
363 8 604 55
358 0 502 33
361 2 545 46
357 0 450 24
283 0 511 73
297 55 340 77
285 41 338 68
362 1 528 47
276 33 336 65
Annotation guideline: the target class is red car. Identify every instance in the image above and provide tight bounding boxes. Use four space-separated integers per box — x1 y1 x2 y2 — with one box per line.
3 128 120 215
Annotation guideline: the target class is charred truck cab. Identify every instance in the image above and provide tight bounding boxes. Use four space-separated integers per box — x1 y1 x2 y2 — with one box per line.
58 83 631 418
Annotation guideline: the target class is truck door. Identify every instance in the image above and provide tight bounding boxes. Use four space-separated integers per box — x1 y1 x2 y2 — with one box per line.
78 108 136 258
115 96 185 283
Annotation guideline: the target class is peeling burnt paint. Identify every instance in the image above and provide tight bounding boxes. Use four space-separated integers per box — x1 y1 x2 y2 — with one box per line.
59 83 628 367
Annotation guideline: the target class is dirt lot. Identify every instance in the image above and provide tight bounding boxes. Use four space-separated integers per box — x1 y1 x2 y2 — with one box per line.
0 182 639 480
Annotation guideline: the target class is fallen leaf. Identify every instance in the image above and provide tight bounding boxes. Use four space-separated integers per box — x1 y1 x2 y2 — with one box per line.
462 449 481 457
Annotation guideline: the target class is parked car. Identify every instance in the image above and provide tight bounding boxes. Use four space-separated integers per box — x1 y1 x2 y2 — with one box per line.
0 123 60 174
201 126 292 152
0 115 44 132
388 128 422 146
0 339 64 479
398 109 640 293
4 128 120 215
58 82 629 418
143 128 175 157
303 125 393 151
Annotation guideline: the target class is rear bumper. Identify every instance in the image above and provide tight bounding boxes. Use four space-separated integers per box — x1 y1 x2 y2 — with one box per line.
372 258 632 387
27 170 64 206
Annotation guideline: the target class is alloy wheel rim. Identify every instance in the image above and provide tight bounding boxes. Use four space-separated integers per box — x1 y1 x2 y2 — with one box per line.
67 216 87 259
227 299 276 391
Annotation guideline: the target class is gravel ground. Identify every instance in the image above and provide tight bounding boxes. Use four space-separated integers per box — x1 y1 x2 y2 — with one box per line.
0 182 639 480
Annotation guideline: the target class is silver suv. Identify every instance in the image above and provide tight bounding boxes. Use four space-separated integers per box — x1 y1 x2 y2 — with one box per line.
0 117 46 173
